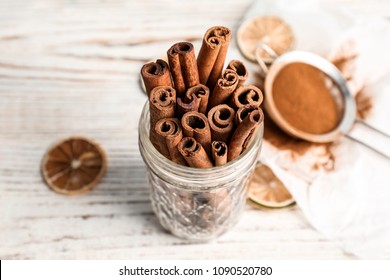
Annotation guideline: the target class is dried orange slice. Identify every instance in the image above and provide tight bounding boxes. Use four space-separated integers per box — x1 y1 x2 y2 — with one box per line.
237 16 294 63
41 136 107 195
248 163 295 209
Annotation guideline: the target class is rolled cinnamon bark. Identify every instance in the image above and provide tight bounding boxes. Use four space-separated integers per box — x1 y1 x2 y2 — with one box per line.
167 42 200 97
155 118 187 166
177 93 201 118
234 105 259 126
230 85 263 110
141 59 172 96
149 86 176 128
208 69 239 109
185 84 210 114
207 104 235 143
211 141 228 166
197 26 231 90
177 137 213 168
228 107 264 162
149 86 176 156
199 188 231 220
181 111 212 156
227 60 248 87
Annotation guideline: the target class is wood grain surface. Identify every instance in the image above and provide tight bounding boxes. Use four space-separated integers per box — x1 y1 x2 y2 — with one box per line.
1 0 389 259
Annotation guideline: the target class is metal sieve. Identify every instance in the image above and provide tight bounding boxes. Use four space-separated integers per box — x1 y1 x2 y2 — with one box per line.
255 45 390 159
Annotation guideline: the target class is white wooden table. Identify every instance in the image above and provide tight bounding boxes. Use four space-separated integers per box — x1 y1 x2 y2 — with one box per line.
1 0 389 259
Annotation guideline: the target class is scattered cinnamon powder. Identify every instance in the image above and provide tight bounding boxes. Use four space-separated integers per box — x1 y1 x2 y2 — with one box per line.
311 145 335 172
332 53 357 81
330 49 373 120
263 111 312 155
355 87 372 119
330 39 358 81
263 114 335 171
272 62 341 135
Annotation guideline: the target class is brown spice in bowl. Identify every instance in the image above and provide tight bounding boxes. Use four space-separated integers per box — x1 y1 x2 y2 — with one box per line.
272 62 341 135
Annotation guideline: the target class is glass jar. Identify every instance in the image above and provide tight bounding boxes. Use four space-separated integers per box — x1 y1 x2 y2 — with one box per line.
138 102 263 241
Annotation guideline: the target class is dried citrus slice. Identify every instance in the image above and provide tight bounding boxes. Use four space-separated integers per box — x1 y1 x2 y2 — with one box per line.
237 16 294 63
41 136 107 195
248 163 295 209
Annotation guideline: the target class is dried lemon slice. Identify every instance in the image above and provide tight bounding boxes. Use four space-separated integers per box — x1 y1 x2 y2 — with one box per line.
237 16 294 64
248 163 295 209
41 136 107 195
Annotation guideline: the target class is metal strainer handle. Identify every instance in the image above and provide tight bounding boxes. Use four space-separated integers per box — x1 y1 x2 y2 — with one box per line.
346 120 390 160
254 42 278 75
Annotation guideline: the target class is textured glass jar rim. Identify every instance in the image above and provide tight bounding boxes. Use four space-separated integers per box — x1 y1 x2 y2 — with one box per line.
138 101 263 189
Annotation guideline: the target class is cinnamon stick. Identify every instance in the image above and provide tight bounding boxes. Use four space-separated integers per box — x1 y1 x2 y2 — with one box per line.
199 189 231 217
207 104 235 143
234 105 259 126
230 85 263 110
141 59 172 96
177 93 201 118
227 60 248 87
185 84 210 114
208 69 239 109
177 137 213 168
181 111 212 156
149 86 176 156
154 118 187 166
211 141 228 166
167 42 200 97
197 26 231 90
228 107 264 162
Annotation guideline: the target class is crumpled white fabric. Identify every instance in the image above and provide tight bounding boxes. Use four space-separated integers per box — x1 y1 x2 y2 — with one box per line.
237 0 390 259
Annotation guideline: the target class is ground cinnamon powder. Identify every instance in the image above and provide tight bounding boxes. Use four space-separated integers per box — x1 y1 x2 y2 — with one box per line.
355 87 372 119
272 62 341 135
261 53 371 172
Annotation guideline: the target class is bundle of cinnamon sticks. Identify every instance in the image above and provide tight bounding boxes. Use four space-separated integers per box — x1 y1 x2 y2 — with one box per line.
141 26 264 168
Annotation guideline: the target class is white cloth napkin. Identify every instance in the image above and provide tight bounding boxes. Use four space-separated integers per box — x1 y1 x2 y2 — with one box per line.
238 0 390 259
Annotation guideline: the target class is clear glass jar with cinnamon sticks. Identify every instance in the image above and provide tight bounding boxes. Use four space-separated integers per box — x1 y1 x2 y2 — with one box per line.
139 102 263 241
138 26 264 241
